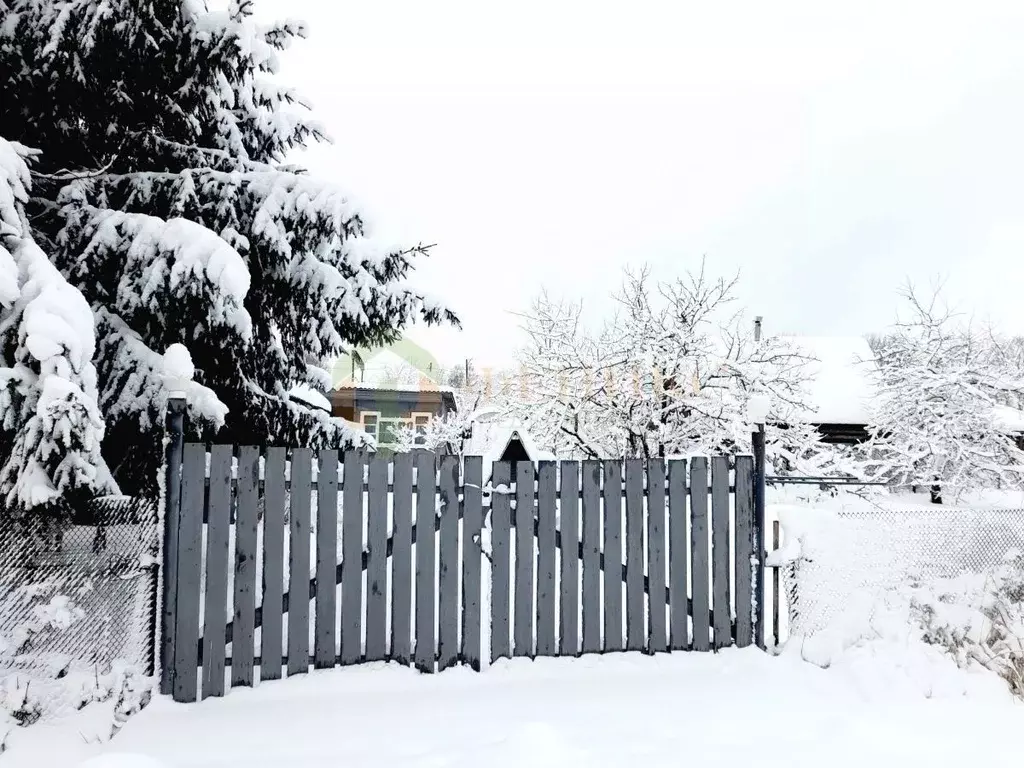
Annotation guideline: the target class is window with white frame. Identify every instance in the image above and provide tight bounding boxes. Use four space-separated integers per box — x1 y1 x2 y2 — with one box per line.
361 411 380 441
412 413 431 446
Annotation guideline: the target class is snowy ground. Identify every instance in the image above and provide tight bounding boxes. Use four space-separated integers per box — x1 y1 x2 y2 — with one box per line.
4 644 1022 768
5 488 1024 766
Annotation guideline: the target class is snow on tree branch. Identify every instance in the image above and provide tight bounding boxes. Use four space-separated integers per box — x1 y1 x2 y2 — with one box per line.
0 137 110 528
864 282 1024 499
503 261 826 466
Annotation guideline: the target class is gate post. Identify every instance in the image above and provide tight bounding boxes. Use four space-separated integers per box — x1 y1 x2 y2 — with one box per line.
159 347 191 695
751 425 767 650
747 391 770 651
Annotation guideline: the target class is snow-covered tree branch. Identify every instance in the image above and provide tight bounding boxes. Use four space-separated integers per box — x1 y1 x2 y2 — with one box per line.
863 283 1024 500
504 262 826 467
0 137 111 536
0 0 458 496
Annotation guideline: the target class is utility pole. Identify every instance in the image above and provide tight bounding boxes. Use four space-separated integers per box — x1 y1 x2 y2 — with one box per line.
465 358 470 387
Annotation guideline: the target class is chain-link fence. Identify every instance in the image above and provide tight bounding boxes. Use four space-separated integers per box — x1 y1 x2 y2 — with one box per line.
777 505 1024 643
0 496 159 681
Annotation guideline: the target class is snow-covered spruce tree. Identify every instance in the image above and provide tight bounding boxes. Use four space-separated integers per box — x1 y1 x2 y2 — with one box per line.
0 137 109 541
0 1 455 495
863 284 1024 500
507 263 828 466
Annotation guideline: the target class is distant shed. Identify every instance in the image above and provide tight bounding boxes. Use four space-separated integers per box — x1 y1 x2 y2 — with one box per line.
780 336 878 444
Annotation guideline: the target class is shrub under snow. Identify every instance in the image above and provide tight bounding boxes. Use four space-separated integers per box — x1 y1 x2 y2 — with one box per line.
911 551 1024 698
772 504 1024 700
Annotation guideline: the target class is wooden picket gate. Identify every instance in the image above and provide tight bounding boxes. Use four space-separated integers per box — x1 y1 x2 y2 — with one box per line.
160 444 758 703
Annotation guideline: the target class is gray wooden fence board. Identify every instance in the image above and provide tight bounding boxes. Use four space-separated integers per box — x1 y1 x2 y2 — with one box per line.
260 447 287 681
365 455 389 662
437 455 460 672
231 445 260 687
624 459 645 652
711 455 732 650
201 444 232 699
581 460 601 654
172 443 205 702
603 460 623 653
287 447 313 676
646 459 667 653
391 452 414 664
160 412 184 696
536 461 557 657
490 461 512 662
559 461 580 657
415 451 437 672
733 455 755 648
513 461 535 658
461 456 483 669
314 449 339 668
341 450 364 665
667 459 688 650
690 457 711 652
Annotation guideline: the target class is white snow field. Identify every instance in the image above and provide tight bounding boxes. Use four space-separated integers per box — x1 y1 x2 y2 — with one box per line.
4 644 1023 768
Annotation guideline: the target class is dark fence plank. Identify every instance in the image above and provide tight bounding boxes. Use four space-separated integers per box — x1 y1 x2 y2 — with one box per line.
461 456 484 669
414 451 437 673
690 457 711 652
201 445 232 699
314 449 339 668
160 416 184 696
624 459 645 652
437 455 460 671
647 459 667 653
581 460 601 654
490 462 512 662
711 455 732 650
559 461 580 657
514 461 535 658
260 447 287 681
231 445 260 687
172 443 205 702
365 455 389 662
536 461 557 657
287 447 313 676
603 460 623 653
668 458 688 650
734 455 755 648
341 451 364 665
391 453 414 664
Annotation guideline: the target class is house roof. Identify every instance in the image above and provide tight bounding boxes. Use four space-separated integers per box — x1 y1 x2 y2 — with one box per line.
335 381 456 394
780 336 878 426
331 385 457 412
993 405 1024 434
464 418 554 477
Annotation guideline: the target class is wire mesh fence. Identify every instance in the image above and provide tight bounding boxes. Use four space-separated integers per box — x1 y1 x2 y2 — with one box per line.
777 504 1024 643
0 496 159 680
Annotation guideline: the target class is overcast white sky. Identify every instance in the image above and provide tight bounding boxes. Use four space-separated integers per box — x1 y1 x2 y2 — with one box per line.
258 0 1024 372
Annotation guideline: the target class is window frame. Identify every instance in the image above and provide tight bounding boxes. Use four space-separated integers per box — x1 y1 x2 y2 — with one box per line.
361 410 381 442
